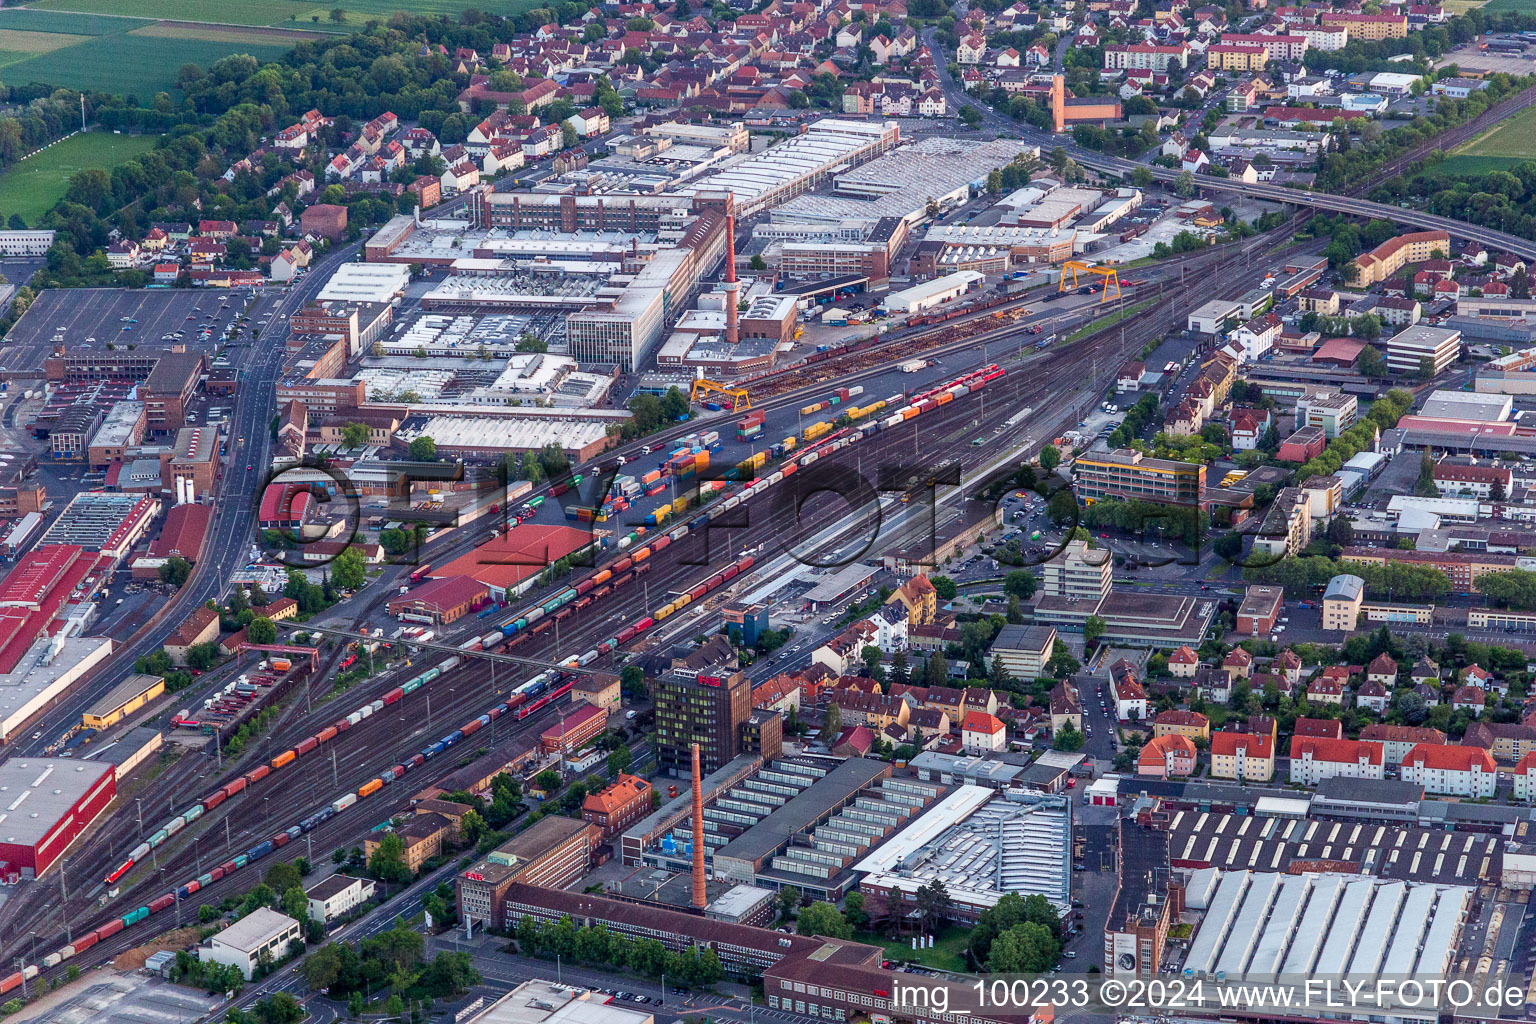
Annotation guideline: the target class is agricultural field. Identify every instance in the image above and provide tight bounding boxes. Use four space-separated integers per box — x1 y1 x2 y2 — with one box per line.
0 8 310 96
1484 0 1536 11
0 130 158 225
24 0 550 26
1429 102 1536 176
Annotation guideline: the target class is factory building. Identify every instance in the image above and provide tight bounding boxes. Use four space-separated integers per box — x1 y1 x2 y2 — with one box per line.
0 758 117 879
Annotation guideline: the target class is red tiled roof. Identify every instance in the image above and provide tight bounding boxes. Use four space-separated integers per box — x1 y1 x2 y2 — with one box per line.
1401 742 1495 773
150 503 212 561
962 711 1005 734
1289 735 1382 765
388 574 488 614
1155 709 1209 728
0 545 101 673
1211 731 1273 759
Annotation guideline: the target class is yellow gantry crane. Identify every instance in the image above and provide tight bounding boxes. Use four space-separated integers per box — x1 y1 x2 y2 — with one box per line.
1058 261 1122 303
690 379 751 410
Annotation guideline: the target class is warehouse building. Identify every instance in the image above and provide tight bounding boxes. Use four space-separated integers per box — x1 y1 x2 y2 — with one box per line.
199 908 303 980
38 492 158 561
881 271 984 315
853 785 1072 920
387 574 490 624
82 672 165 731
0 758 117 879
1182 870 1468 1024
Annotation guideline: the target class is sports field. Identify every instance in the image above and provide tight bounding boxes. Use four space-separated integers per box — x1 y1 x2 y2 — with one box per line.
0 131 158 225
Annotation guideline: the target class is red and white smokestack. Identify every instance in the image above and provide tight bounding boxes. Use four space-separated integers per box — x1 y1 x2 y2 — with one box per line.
691 742 707 909
725 215 740 347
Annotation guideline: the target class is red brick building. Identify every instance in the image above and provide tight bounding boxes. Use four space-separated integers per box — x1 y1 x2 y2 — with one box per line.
540 701 606 754
582 774 653 838
387 574 489 624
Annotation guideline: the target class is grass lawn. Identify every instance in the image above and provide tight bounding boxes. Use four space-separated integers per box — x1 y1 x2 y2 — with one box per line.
1454 102 1536 161
854 927 971 972
1421 154 1532 178
1483 0 1536 10
0 131 158 225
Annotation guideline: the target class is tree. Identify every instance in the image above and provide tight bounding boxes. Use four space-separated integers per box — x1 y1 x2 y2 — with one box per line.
749 254 767 271
987 921 1059 973
1047 488 1078 526
819 704 842 743
332 546 367 591
607 743 633 778
914 879 952 930
408 436 437 461
1326 517 1355 547
1357 345 1386 377
1131 166 1154 187
159 556 192 587
265 860 302 895
1173 169 1196 197
1004 570 1036 599
778 886 803 920
888 651 909 688
340 422 371 448
797 901 852 939
1053 726 1085 751
248 616 277 646
535 769 563 794
958 105 982 128
281 885 309 921
368 833 413 884
186 642 220 672
861 644 884 676
1083 615 1106 647
1039 444 1061 472
329 7 346 21
925 652 949 685
931 576 958 600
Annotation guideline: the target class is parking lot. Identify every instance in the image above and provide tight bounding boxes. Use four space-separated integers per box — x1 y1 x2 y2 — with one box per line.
1 287 260 374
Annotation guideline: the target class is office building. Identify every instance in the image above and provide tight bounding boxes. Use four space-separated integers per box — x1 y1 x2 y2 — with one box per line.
1072 448 1205 505
1041 541 1111 601
1387 325 1461 376
654 661 752 777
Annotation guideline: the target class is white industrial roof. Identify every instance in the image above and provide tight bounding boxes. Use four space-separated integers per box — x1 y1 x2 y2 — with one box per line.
883 271 985 307
317 263 411 303
212 907 300 953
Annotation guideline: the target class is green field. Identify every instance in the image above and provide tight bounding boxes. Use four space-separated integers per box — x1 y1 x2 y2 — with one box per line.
1 31 294 95
1483 0 1536 11
27 0 550 25
0 8 153 33
1456 102 1536 160
0 131 158 225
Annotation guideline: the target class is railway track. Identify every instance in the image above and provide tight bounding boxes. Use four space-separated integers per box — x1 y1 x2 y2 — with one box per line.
1 222 1293 979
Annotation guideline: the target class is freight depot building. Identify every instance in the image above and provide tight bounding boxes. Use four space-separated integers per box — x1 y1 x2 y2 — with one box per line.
0 758 117 879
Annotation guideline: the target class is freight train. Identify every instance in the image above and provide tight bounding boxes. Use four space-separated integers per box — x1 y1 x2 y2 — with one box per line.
56 363 1010 989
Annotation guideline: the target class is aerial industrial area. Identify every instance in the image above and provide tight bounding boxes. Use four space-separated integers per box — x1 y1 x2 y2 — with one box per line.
2 0 1536 1022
